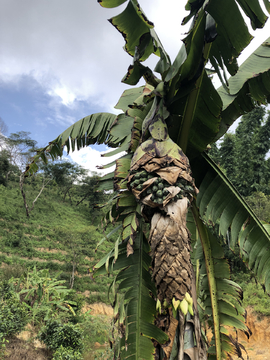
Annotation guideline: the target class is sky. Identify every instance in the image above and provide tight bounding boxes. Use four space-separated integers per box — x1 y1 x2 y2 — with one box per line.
1 0 270 175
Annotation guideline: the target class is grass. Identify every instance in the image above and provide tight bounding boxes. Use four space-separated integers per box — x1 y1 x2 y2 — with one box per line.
242 281 270 316
0 179 117 359
3 179 270 359
0 181 117 305
231 271 270 316
81 314 114 360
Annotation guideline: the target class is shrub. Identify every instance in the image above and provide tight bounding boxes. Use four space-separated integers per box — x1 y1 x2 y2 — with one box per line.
82 314 112 347
0 332 8 360
0 280 15 300
0 264 25 282
52 346 83 360
38 320 83 352
0 296 28 336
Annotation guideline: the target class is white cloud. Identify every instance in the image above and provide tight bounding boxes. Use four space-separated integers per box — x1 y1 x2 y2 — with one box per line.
68 146 125 176
0 1 189 114
49 87 76 106
1 1 270 168
1 0 269 117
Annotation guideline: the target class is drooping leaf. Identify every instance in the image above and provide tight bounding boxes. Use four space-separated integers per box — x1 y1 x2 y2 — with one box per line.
98 0 128 8
193 152 270 293
229 0 268 30
94 226 168 359
167 4 270 159
184 0 268 74
207 0 252 76
216 37 270 141
192 206 246 359
167 36 270 158
115 86 145 112
25 112 118 175
109 0 156 61
122 61 154 86
107 0 171 83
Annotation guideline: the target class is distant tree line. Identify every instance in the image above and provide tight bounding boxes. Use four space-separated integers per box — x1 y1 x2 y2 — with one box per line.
0 122 105 218
208 107 270 272
209 106 270 197
209 106 270 223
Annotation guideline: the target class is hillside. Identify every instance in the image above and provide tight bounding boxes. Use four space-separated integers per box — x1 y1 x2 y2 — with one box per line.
2 179 270 359
0 180 115 304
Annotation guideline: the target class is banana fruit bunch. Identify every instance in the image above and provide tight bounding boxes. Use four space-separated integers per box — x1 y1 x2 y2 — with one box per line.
127 136 197 223
129 168 195 207
156 292 194 316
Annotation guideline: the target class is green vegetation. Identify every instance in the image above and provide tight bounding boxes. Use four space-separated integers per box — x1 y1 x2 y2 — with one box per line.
52 346 83 360
0 176 115 301
1 129 270 359
209 107 270 198
0 147 115 358
2 0 270 357
230 272 270 317
38 320 84 352
0 266 113 359
0 284 28 337
20 0 270 356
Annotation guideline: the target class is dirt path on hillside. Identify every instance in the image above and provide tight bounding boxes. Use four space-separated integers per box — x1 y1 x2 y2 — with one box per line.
0 252 90 270
3 304 270 359
4 337 52 360
230 307 270 359
82 302 113 316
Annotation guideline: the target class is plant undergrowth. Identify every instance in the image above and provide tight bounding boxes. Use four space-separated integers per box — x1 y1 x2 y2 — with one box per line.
0 181 117 306
231 271 270 316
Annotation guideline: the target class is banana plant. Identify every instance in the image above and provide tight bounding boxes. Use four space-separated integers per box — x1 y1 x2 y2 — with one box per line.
19 267 76 323
25 0 270 359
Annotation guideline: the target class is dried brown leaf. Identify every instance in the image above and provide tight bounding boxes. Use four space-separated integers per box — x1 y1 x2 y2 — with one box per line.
162 311 179 359
149 198 193 303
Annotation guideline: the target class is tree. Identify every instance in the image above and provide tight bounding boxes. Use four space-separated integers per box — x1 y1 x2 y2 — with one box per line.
245 191 270 223
26 1 270 359
62 233 85 290
0 118 8 137
217 133 236 182
43 161 87 203
0 123 22 185
3 131 37 171
75 173 107 223
0 150 11 186
0 131 53 216
211 107 270 197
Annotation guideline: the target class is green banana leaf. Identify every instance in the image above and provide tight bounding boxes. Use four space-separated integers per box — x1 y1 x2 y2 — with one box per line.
184 0 268 76
109 0 163 63
193 152 270 293
94 226 168 360
168 37 270 159
217 37 270 141
192 206 247 360
25 112 119 175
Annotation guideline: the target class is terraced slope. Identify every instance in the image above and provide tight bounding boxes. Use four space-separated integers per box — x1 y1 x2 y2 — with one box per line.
0 182 115 303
